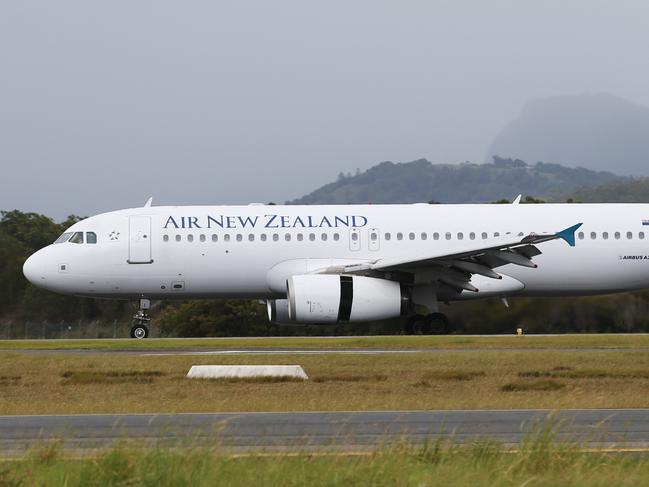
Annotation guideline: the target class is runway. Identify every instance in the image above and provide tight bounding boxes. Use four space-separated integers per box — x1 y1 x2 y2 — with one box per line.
6 347 649 356
3 409 649 454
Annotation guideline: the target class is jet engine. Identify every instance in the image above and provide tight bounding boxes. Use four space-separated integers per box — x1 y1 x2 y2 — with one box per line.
267 298 292 324
282 274 407 324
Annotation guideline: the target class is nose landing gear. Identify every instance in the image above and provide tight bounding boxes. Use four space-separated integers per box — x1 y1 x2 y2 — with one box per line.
130 299 151 339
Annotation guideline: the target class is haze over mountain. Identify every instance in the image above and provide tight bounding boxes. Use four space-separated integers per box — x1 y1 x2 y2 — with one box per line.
487 93 649 176
289 157 622 205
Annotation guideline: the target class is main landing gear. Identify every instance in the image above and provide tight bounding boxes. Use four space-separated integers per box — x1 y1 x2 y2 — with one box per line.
130 298 151 339
404 313 453 335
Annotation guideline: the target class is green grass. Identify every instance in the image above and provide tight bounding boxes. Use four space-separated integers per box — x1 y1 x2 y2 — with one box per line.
311 373 388 383
519 368 649 379
5 433 649 486
2 333 649 351
60 370 166 385
500 380 567 392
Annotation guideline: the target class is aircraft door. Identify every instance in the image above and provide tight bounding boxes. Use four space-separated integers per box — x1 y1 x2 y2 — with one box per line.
368 228 380 251
128 216 153 264
349 228 361 251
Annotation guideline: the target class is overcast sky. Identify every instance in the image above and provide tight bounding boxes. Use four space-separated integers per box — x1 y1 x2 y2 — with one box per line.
2 1 649 219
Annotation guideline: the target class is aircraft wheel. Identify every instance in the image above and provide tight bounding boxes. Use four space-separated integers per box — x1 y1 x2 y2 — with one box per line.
130 324 149 339
426 313 450 335
405 314 427 335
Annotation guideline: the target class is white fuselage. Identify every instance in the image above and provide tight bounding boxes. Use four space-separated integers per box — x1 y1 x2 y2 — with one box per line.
22 203 649 306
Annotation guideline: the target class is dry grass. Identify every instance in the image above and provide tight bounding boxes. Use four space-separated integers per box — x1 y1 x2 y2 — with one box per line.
4 350 649 414
0 375 21 386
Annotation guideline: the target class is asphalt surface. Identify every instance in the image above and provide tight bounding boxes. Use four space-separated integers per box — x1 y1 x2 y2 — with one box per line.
5 347 649 356
2 409 649 454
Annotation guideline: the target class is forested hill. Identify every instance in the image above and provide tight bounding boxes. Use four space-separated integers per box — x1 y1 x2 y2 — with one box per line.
288 157 622 205
571 178 649 203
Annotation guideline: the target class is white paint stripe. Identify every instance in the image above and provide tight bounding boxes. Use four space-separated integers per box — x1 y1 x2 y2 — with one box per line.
141 350 425 356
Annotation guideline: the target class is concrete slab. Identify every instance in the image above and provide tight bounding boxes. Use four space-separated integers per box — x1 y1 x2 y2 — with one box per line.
187 365 308 380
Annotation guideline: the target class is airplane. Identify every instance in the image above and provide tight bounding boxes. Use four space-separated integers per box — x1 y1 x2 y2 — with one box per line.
21 197 649 338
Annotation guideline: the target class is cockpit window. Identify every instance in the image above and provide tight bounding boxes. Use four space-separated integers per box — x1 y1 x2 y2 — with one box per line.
86 232 97 244
54 232 73 244
69 232 84 244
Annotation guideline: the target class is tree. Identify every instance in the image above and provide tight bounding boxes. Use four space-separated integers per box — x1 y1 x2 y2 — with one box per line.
156 300 268 337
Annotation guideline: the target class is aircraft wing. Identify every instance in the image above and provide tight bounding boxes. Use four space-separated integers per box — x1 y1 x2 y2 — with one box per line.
316 223 582 292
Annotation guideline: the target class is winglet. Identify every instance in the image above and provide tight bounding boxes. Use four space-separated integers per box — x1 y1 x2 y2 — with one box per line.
144 197 153 208
556 223 582 247
512 194 522 205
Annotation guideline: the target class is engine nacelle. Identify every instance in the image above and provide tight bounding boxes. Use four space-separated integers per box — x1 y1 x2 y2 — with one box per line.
287 274 406 324
267 299 292 324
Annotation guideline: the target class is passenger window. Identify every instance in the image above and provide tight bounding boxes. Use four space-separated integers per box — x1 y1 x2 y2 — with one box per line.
236 234 243 242
615 232 620 240
309 233 316 241
421 232 427 240
371 232 378 241
445 232 451 240
494 232 500 237
163 235 169 242
333 233 340 241
640 232 646 240
285 233 291 241
175 235 181 242
433 233 439 240
351 233 358 241
86 232 97 244
409 232 415 240
397 233 403 240
457 232 464 240
224 234 231 242
578 232 584 240
248 234 255 242
627 231 633 240
69 232 84 244
321 233 327 241
200 234 206 242
591 232 597 239
187 234 194 242
517 232 524 237
273 234 279 242
261 234 267 242
602 232 608 240
212 234 218 242
297 233 303 241
481 232 488 239
469 232 475 240
385 233 391 241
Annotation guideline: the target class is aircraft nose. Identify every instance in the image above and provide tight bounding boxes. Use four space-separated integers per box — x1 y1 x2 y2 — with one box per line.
23 249 48 286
